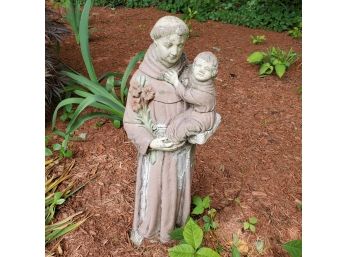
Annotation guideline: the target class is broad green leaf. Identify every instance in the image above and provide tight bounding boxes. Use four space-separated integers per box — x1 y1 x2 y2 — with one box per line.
168 244 195 257
247 51 265 64
191 205 204 215
231 246 240 257
203 215 210 223
196 247 221 257
169 227 184 241
105 75 116 97
248 216 258 224
275 64 286 78
79 0 97 82
52 144 62 151
259 62 273 75
283 240 302 257
192 196 203 206
112 120 121 128
120 51 145 104
73 90 120 113
243 222 250 230
183 218 203 250
249 224 256 233
45 148 53 156
202 196 211 208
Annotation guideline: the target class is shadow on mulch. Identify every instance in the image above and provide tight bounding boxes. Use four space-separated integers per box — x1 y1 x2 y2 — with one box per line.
46 6 302 257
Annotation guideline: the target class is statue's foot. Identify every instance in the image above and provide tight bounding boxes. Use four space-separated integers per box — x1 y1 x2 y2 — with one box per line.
130 230 143 247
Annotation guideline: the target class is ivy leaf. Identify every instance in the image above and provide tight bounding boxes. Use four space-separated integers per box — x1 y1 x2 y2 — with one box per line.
169 227 184 241
192 205 204 215
203 215 210 223
196 247 221 257
192 196 203 206
45 147 53 156
202 196 211 208
52 143 62 151
283 240 302 257
183 218 203 250
168 244 195 257
248 216 258 225
243 222 250 230
249 224 256 233
275 64 286 78
231 246 241 257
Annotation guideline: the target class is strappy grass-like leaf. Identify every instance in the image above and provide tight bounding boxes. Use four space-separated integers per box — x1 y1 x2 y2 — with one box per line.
79 0 97 82
120 50 145 104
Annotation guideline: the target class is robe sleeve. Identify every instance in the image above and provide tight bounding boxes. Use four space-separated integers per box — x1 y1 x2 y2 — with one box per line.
123 73 154 155
175 82 204 106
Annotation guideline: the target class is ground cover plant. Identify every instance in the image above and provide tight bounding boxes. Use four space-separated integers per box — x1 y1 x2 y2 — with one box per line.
51 0 144 155
247 47 298 78
124 0 302 32
45 159 89 252
48 5 302 257
250 35 265 45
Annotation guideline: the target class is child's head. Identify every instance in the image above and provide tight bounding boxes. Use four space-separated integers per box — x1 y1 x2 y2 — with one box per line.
192 51 218 82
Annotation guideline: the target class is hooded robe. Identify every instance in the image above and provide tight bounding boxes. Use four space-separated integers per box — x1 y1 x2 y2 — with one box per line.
123 43 194 244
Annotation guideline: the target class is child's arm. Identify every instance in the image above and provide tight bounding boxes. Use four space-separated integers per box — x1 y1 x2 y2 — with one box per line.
164 70 203 105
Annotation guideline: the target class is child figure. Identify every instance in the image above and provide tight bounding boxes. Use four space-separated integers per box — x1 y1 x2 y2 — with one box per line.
163 51 218 144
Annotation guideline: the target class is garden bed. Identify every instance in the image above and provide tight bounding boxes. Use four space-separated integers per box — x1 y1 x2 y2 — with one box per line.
47 6 301 257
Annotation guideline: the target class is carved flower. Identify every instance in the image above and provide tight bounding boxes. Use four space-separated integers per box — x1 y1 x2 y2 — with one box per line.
130 84 142 98
141 86 155 101
131 97 141 112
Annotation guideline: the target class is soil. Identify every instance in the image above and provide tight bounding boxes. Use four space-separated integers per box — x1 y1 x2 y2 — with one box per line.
46 6 302 257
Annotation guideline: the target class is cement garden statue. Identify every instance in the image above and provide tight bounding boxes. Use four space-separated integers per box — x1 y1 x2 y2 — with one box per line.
123 15 221 246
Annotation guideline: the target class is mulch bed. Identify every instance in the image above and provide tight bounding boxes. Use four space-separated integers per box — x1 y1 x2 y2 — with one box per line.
46 6 301 257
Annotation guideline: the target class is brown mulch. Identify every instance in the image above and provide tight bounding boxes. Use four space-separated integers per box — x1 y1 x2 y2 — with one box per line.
46 6 302 257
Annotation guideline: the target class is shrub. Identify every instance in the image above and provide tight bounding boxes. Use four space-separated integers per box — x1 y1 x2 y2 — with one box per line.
126 0 301 32
247 47 298 78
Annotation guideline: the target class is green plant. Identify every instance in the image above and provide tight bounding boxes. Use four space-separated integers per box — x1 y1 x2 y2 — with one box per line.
230 233 241 257
250 35 266 44
65 0 82 44
126 0 301 32
45 159 89 245
283 239 302 257
247 47 298 78
192 195 211 215
203 208 218 231
168 218 221 257
243 216 258 233
288 22 302 39
52 0 145 154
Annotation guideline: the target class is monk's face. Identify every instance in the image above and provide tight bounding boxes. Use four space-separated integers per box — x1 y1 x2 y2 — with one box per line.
154 34 185 68
193 58 215 81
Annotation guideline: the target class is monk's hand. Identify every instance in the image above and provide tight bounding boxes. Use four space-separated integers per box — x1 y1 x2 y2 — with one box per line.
163 70 179 87
150 137 174 150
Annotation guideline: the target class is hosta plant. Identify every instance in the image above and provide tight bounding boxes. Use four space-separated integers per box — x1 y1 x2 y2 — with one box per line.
247 47 298 78
52 0 144 154
250 35 266 44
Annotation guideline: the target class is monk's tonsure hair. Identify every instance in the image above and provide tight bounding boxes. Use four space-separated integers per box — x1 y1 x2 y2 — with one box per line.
150 16 189 40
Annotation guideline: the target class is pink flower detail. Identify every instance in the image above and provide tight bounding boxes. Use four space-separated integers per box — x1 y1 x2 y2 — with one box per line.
141 86 155 101
131 84 142 98
131 97 141 112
